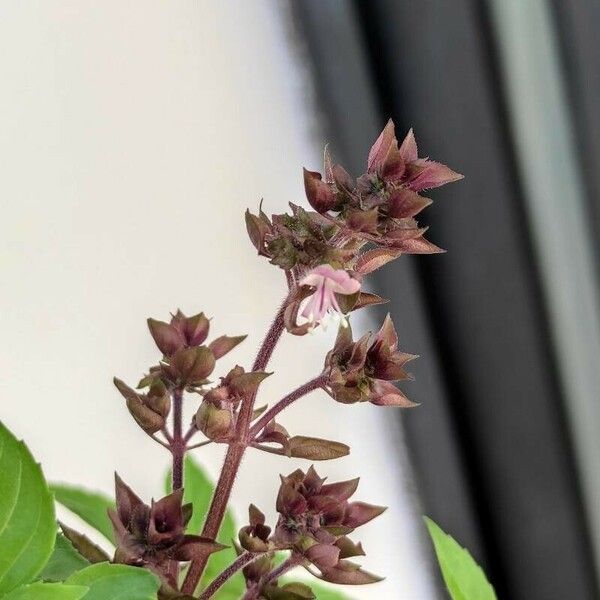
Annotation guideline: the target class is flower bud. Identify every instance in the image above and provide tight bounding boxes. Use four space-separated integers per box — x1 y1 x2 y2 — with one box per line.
170 346 215 386
271 466 383 582
332 163 354 191
109 475 225 585
228 370 272 398
238 504 272 552
195 401 233 441
171 310 210 346
286 436 349 461
246 207 274 257
324 318 418 407
147 318 185 356
203 385 230 405
145 379 170 418
113 377 169 434
303 168 337 213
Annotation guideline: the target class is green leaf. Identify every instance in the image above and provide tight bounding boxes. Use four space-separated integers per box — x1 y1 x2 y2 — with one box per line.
40 534 90 582
66 563 159 600
0 421 56 595
50 484 115 544
3 582 88 600
425 517 497 600
165 456 244 596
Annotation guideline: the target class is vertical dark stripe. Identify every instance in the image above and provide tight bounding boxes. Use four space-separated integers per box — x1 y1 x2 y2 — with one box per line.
353 0 597 598
549 0 600 264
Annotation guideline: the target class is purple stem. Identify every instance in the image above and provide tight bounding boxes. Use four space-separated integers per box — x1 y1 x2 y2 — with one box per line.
252 293 289 372
181 441 245 594
249 375 327 438
182 290 292 594
285 269 295 290
171 388 184 491
199 551 257 599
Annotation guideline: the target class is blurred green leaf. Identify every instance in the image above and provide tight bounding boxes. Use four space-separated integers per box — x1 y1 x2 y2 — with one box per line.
425 516 496 600
50 484 115 544
0 421 56 595
40 534 90 582
3 582 88 600
66 563 159 599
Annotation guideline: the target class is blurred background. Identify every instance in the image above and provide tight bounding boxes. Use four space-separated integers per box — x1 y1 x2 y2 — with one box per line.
1 1 600 599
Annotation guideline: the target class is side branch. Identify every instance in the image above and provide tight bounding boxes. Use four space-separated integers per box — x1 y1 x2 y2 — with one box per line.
199 551 257 599
249 374 327 438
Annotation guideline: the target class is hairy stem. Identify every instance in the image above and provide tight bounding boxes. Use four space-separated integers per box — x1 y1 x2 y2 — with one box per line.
242 554 302 600
252 293 289 372
181 441 245 594
186 439 212 451
182 292 291 594
171 388 184 491
285 269 295 290
248 442 285 456
150 433 170 449
249 375 327 439
162 426 174 444
167 387 186 586
199 551 257 599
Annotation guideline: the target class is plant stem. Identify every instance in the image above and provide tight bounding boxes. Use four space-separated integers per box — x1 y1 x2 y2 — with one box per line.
186 439 212 451
184 424 198 443
166 387 186 587
249 375 326 438
162 427 174 444
150 434 171 449
199 551 257 599
285 269 295 290
241 555 302 600
252 294 289 372
248 442 286 456
171 388 184 491
181 441 245 594
182 293 290 594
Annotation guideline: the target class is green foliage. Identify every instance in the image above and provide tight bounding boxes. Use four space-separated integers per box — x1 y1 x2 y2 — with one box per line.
0 421 56 595
66 563 159 600
2 582 88 600
425 517 497 600
0 417 351 600
50 485 115 544
40 534 90 583
165 456 244 597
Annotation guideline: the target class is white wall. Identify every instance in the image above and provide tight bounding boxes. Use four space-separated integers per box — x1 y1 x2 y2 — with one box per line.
0 2 436 598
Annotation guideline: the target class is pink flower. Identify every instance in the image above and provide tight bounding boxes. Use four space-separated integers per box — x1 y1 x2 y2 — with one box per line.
300 265 361 328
